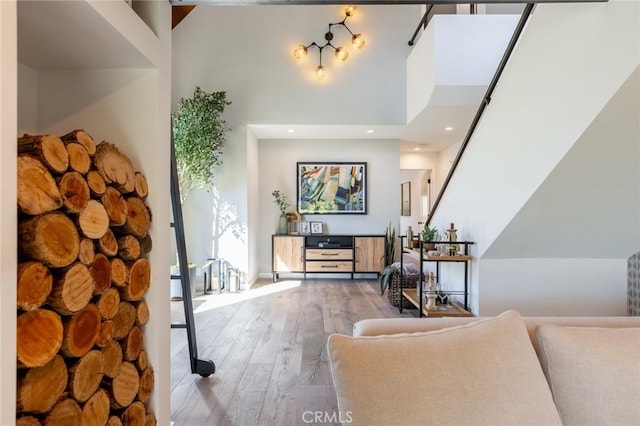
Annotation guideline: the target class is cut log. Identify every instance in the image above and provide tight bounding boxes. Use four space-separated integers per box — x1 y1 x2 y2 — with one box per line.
16 309 63 368
119 258 150 302
121 401 146 426
112 302 137 340
96 319 115 347
134 172 149 199
115 197 151 238
98 228 118 257
77 199 109 239
97 287 120 320
110 258 128 287
135 300 149 326
81 388 110 426
109 362 140 409
66 143 91 175
42 398 81 426
48 263 94 315
16 416 40 426
137 366 154 403
61 129 97 156
144 411 157 426
94 142 136 193
136 350 148 372
68 350 104 402
17 262 52 311
78 238 95 265
117 235 140 261
19 212 79 268
101 340 123 379
89 253 112 294
122 325 143 362
107 416 123 426
138 234 152 256
87 170 106 196
16 355 67 413
18 155 64 215
61 304 101 358
18 133 69 174
102 186 128 226
57 171 90 213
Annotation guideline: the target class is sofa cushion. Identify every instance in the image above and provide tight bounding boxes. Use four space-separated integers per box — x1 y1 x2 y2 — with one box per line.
327 310 562 426
535 325 640 426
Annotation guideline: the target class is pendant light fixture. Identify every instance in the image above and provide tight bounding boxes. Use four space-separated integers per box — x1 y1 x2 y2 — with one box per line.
293 5 365 81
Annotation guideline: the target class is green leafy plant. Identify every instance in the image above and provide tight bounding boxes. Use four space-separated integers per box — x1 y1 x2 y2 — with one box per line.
272 190 290 215
421 225 438 242
385 222 396 266
172 86 231 204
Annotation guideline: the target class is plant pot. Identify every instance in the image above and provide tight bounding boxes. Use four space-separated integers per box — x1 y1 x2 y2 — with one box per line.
170 265 197 300
278 214 288 235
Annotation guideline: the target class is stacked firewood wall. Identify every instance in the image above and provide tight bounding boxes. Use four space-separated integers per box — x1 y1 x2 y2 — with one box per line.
16 130 155 426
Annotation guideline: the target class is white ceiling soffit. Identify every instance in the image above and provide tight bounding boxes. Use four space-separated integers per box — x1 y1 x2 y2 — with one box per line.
251 14 519 152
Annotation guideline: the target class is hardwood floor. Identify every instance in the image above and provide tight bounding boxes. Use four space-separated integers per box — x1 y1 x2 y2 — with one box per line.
170 278 416 425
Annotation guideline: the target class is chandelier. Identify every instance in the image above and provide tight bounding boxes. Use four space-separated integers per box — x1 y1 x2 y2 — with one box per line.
293 5 366 81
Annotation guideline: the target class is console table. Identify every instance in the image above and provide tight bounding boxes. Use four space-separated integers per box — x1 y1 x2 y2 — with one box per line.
399 239 474 317
272 234 385 281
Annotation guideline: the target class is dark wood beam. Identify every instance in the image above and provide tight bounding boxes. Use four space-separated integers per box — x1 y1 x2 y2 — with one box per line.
170 0 607 5
172 5 196 29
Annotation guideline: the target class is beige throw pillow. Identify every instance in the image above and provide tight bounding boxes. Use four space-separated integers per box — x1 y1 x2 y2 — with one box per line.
535 325 640 426
327 310 562 426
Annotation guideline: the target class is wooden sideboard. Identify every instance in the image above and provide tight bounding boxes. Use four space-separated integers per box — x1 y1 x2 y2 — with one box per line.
272 234 385 281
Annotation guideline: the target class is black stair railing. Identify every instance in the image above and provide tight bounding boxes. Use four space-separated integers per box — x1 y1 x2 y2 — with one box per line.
425 4 535 227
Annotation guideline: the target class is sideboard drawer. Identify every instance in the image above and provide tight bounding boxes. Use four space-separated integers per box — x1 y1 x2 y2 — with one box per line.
305 261 353 272
305 249 352 260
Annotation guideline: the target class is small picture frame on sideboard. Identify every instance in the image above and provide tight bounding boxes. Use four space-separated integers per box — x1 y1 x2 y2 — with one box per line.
310 222 323 235
300 221 311 235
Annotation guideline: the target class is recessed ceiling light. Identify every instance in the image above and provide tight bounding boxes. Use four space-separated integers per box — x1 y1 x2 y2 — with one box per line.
366 129 374 134
287 129 295 133
414 147 420 151
445 126 453 132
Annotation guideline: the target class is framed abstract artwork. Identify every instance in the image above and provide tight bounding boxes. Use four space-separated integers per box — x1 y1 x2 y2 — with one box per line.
297 162 367 214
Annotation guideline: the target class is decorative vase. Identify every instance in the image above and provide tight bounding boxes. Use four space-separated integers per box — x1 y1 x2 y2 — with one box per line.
446 223 459 255
278 213 288 235
405 226 413 248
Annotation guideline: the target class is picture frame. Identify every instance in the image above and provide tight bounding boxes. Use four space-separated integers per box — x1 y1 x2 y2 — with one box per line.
297 162 367 214
310 221 323 235
299 221 311 235
401 181 411 216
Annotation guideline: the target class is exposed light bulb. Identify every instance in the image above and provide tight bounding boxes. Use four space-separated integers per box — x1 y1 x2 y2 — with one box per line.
345 5 357 17
351 34 365 49
293 44 308 60
334 47 349 61
315 65 326 80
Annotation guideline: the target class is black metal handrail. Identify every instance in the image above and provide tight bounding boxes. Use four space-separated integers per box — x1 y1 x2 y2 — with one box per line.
425 3 535 227
408 5 434 46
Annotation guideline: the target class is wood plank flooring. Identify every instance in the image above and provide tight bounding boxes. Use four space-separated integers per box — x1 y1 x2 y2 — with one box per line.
170 278 417 425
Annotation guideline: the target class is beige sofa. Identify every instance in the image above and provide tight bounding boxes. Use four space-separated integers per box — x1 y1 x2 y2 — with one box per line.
327 310 640 426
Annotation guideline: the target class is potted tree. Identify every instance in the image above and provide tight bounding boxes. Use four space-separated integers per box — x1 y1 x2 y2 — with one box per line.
172 86 231 204
171 86 231 298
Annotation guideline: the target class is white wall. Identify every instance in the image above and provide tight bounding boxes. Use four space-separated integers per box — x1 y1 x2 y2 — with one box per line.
0 2 17 422
407 14 518 121
431 0 640 315
479 259 628 316
257 138 400 275
172 5 419 281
